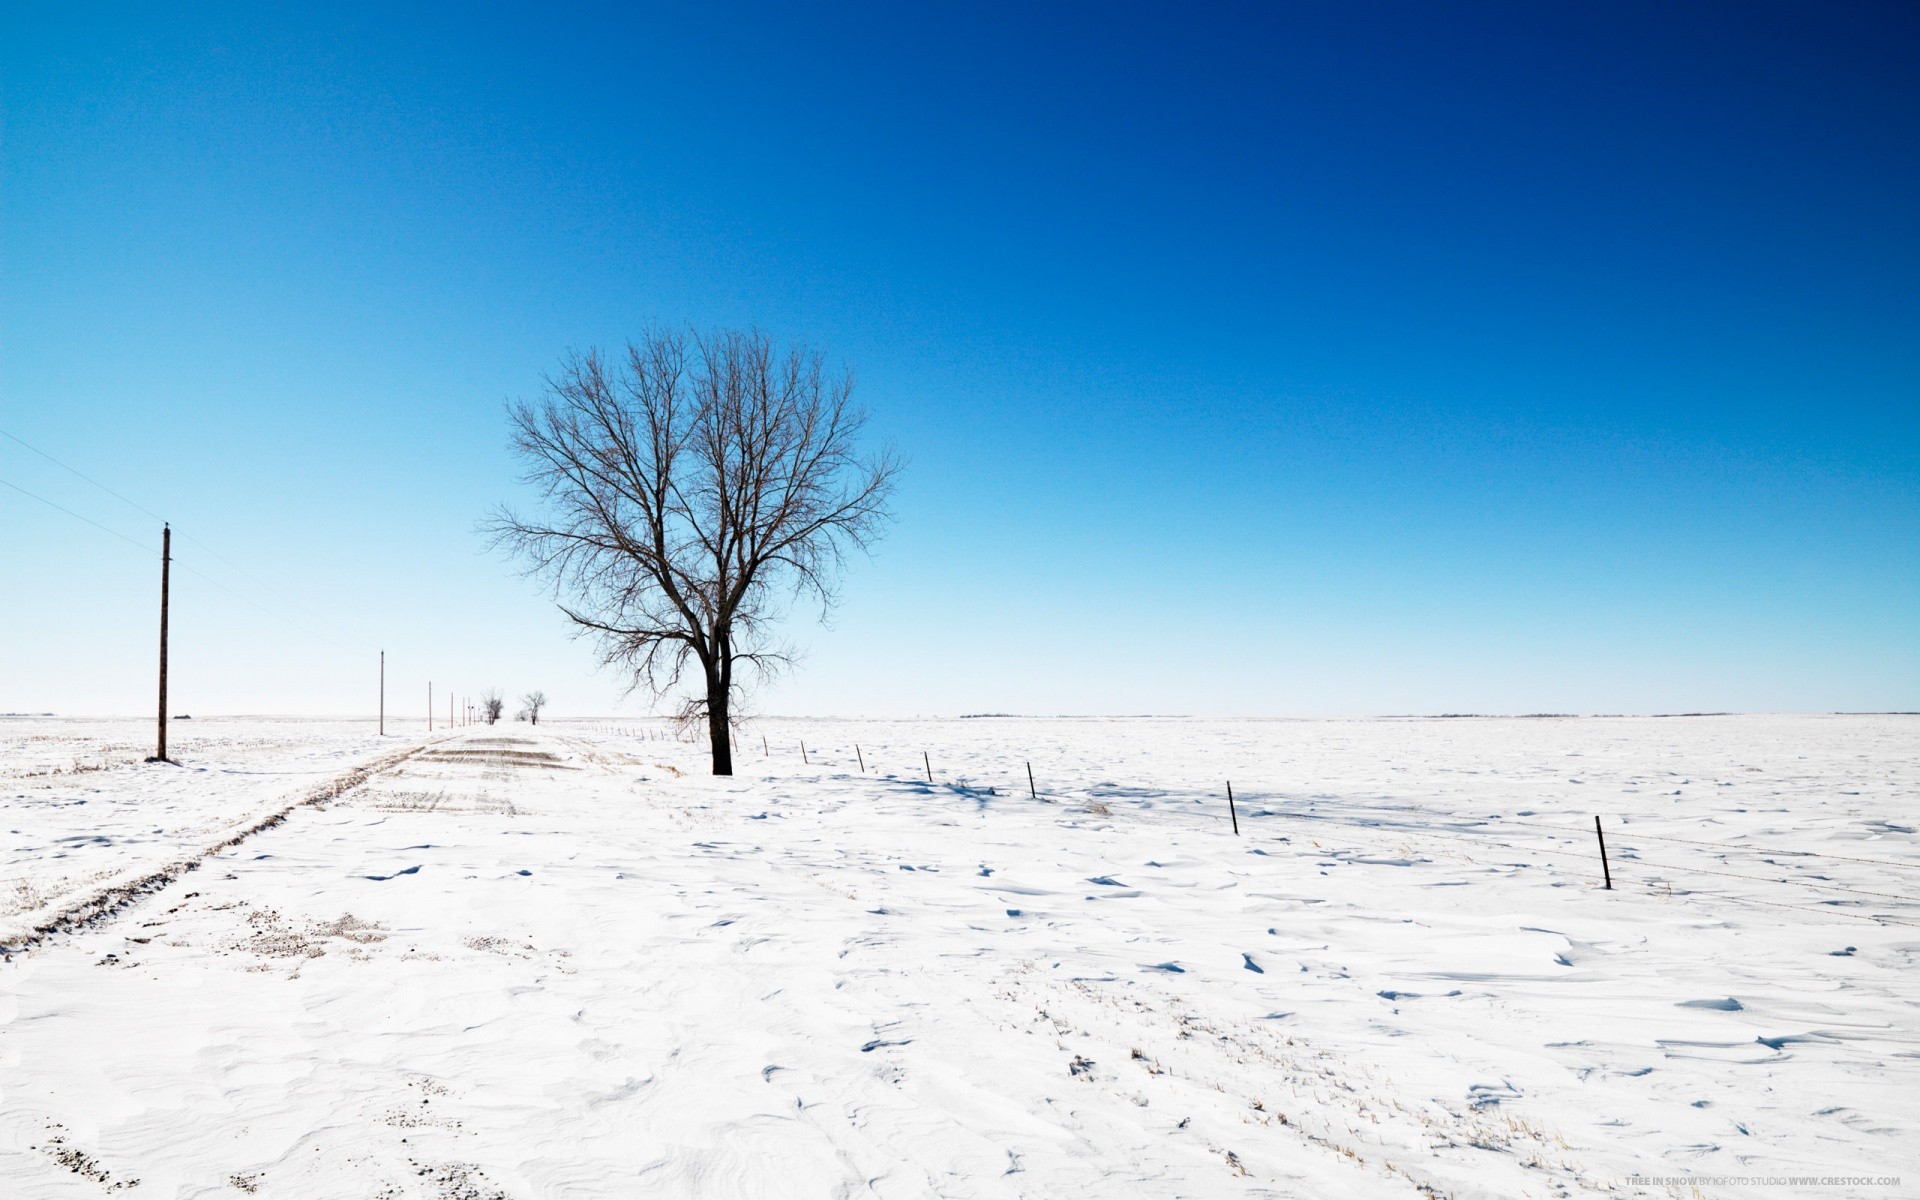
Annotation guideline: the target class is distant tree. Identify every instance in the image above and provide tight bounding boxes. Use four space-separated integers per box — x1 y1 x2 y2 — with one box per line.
489 328 897 775
480 689 504 725
521 690 548 725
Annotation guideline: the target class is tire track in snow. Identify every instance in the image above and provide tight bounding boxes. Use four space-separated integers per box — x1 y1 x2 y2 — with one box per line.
0 740 429 960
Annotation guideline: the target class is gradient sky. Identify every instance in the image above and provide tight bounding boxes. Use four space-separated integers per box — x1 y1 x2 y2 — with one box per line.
3 1 1916 719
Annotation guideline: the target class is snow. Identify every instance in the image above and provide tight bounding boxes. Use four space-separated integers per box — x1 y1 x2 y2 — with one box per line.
0 718 392 955
2 713 1915 1197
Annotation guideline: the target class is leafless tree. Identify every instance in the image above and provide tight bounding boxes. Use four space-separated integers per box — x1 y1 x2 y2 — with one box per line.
488 328 898 774
480 689 504 725
520 690 548 725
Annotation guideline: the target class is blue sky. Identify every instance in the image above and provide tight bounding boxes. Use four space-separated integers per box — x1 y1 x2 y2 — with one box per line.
2 1 1915 718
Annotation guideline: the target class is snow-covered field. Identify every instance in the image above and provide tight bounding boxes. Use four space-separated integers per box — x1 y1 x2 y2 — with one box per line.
1 713 1914 1198
0 718 396 955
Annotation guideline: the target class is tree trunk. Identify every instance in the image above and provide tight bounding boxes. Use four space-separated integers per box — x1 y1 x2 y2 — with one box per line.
706 672 733 775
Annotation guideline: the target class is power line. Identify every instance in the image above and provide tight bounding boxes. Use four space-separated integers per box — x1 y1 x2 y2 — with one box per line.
0 428 168 524
0 475 158 556
173 533 364 647
3 475 357 652
172 560 359 653
1 426 367 650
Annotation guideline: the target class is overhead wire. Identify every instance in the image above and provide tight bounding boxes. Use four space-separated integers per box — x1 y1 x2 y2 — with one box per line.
171 560 361 653
1 428 168 524
0 475 158 556
0 427 368 652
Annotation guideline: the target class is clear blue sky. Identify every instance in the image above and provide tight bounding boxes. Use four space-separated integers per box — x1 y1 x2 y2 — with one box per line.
3 1 1915 718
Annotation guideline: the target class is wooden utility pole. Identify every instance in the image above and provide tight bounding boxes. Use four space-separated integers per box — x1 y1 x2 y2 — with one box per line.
149 524 171 763
379 651 385 736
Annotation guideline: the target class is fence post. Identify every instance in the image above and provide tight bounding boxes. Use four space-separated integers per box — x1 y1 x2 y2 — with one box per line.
1228 781 1240 836
924 751 932 783
1595 815 1612 890
1026 761 1037 800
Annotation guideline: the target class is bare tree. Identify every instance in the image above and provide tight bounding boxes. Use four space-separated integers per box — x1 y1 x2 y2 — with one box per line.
480 688 504 725
520 690 548 725
488 328 897 775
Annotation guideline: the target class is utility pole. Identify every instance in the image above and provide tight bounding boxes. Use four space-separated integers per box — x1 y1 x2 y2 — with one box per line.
379 651 385 736
149 524 171 763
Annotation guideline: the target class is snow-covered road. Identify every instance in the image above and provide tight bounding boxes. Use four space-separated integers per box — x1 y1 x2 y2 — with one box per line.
2 715 1915 1198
